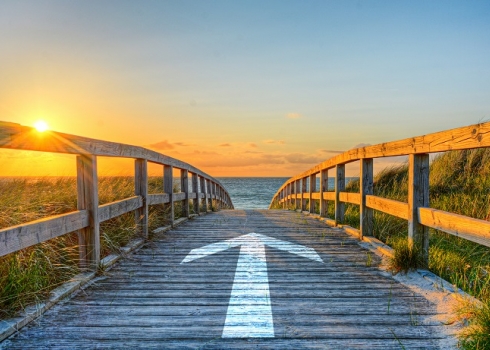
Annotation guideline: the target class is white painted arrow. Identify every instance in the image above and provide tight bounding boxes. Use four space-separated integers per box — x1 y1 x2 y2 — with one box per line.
181 233 323 338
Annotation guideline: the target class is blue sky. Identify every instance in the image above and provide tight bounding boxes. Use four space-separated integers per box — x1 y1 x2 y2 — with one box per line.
1 0 489 176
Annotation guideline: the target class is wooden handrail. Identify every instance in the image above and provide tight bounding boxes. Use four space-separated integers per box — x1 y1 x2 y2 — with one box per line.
0 123 234 266
270 121 490 266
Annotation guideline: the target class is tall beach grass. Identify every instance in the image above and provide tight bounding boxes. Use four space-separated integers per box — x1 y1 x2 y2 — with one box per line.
0 176 185 318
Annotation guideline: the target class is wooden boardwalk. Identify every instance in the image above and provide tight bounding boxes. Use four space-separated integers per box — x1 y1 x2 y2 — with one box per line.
3 210 450 349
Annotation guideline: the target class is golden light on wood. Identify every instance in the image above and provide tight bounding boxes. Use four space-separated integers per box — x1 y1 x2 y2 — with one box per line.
34 120 49 132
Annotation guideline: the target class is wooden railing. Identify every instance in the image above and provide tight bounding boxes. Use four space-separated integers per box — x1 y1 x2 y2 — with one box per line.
0 122 233 267
270 121 490 266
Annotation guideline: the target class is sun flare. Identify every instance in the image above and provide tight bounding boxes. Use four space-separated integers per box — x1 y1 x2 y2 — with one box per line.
34 120 49 132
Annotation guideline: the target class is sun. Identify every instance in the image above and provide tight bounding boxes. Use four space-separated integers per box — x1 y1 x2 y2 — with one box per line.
33 120 49 132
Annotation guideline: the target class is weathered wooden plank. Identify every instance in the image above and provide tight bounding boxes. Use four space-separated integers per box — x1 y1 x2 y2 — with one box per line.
180 169 189 217
98 196 143 222
319 169 328 217
0 210 88 257
3 210 450 349
309 174 316 214
338 192 361 205
335 165 345 224
360 159 373 238
408 154 429 266
164 165 174 226
173 192 186 202
323 191 335 201
366 195 408 220
135 159 149 237
147 193 170 205
76 154 100 267
419 207 490 247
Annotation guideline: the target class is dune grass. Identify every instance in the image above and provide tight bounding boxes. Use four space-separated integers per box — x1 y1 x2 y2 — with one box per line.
0 176 186 318
274 149 490 348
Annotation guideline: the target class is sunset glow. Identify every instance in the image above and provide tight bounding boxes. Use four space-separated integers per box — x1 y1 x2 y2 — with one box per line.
0 2 489 177
34 120 49 133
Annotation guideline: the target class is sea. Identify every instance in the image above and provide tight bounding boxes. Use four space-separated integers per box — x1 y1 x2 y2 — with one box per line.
217 177 358 210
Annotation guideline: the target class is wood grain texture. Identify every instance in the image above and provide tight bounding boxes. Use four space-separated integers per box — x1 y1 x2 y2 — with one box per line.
360 159 373 238
3 210 450 349
335 165 345 225
76 155 100 267
419 208 490 247
408 154 429 266
0 211 89 257
338 192 361 205
147 193 170 206
98 196 143 222
366 195 409 220
135 159 149 237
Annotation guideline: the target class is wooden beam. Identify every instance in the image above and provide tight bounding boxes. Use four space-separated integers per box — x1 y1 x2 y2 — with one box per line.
366 195 409 220
301 177 307 211
338 192 361 205
335 164 345 225
192 173 200 215
200 177 208 212
180 169 189 218
408 153 429 267
147 194 170 206
0 211 88 257
323 192 336 201
319 169 328 218
76 155 100 268
135 159 148 238
164 165 174 226
99 196 143 222
360 159 374 238
419 207 490 248
309 174 316 214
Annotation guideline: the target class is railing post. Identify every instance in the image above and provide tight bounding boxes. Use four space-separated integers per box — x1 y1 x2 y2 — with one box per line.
295 180 300 209
301 177 307 211
200 177 208 212
164 165 174 226
320 169 328 217
207 180 212 209
192 173 200 215
207 180 214 211
76 155 100 269
135 159 148 238
309 174 316 214
360 159 373 238
335 164 345 225
180 169 189 218
281 188 285 209
408 153 429 267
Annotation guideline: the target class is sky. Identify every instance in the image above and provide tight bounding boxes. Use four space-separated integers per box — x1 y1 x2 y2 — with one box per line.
1 0 489 177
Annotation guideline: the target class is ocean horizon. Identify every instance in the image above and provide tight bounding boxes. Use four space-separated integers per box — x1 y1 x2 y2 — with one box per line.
217 177 359 209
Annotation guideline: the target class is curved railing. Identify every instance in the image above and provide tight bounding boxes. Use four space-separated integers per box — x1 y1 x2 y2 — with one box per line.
270 121 490 266
0 122 233 267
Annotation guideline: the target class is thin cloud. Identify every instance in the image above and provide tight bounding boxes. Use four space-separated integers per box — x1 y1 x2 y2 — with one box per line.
248 143 258 148
286 113 302 119
351 143 372 149
319 149 344 154
263 139 285 145
148 140 174 150
218 143 231 147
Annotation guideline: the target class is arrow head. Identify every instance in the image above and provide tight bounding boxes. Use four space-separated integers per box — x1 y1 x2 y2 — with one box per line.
181 232 323 264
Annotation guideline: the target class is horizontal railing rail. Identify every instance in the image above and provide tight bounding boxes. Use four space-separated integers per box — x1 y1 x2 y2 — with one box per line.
270 121 490 266
0 122 234 267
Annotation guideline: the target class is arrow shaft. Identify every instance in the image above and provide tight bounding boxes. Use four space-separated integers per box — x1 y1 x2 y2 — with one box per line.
222 239 274 338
